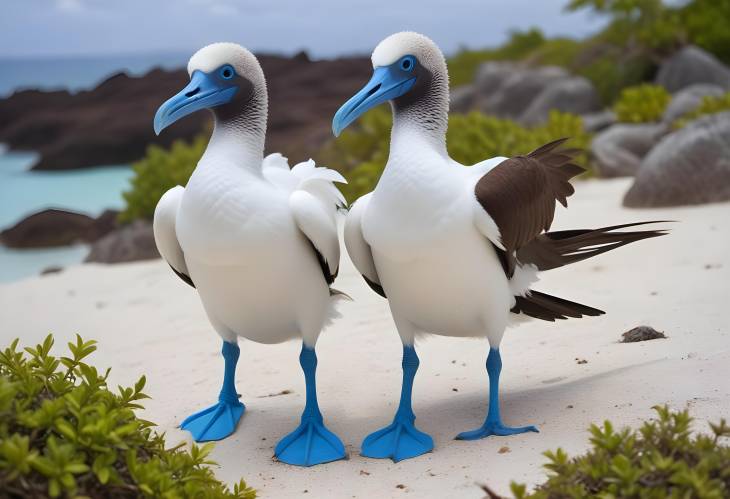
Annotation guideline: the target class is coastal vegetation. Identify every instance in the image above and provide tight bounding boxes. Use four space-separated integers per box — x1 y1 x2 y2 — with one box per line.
508 406 730 498
613 84 671 123
0 335 255 498
120 136 207 222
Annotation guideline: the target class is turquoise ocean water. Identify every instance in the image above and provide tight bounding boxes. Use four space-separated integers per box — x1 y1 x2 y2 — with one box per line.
0 55 178 283
0 149 134 282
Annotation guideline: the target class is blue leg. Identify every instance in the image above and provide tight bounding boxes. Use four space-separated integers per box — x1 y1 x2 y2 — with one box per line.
180 341 245 442
361 345 434 462
275 345 346 466
456 348 538 440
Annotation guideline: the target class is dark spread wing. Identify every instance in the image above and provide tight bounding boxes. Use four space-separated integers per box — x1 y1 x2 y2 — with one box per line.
474 138 584 277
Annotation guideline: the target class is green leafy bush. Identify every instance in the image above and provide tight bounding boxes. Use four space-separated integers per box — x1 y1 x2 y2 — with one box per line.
0 334 255 498
327 107 591 203
674 92 730 128
509 406 730 498
569 0 730 65
119 135 207 223
614 84 671 123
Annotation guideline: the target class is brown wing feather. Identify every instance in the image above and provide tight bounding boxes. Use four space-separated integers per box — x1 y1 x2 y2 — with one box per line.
475 138 584 276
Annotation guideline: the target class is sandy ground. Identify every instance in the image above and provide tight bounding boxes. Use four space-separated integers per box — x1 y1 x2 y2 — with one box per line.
1 178 729 498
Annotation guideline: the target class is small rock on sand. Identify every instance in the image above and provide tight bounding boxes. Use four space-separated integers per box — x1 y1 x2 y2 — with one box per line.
621 326 667 343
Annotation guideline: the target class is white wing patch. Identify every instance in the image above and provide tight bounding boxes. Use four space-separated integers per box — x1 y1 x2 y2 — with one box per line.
263 153 347 279
153 185 189 276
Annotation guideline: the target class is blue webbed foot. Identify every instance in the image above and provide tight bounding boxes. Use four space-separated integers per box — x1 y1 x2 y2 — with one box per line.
456 420 538 440
275 416 346 466
361 414 434 462
180 399 245 442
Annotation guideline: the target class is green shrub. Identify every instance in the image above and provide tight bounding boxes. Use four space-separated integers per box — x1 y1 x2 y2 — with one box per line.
330 108 591 203
614 84 671 123
509 406 730 498
448 110 591 167
674 92 730 128
569 0 730 65
0 334 255 498
119 135 207 223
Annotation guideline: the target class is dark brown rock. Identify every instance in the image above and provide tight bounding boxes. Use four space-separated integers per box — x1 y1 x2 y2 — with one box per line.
84 220 160 263
40 266 63 276
0 208 118 248
0 54 372 171
621 326 667 343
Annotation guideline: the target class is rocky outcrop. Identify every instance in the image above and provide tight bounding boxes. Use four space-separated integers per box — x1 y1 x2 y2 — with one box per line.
591 123 666 177
0 209 118 248
455 62 601 124
0 54 372 171
581 110 617 132
84 220 159 264
662 84 726 124
655 46 730 93
520 76 601 125
482 65 570 119
624 112 730 207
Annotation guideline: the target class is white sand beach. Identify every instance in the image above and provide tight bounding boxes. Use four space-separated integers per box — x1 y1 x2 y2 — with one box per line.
1 178 729 498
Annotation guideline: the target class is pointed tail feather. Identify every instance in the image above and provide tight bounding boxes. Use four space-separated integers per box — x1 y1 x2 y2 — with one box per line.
517 221 671 272
511 290 605 322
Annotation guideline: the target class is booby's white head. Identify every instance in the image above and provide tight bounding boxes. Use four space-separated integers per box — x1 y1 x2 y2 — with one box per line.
332 32 449 138
154 43 267 136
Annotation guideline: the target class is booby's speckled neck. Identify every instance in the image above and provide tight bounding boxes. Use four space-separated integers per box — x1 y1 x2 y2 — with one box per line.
202 79 268 169
390 62 449 157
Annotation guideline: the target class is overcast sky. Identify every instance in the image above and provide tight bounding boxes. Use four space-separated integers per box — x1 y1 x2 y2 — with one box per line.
1 0 607 59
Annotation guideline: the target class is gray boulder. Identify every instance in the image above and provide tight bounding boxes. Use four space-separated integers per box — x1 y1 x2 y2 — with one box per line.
624 111 730 207
481 65 570 119
655 46 730 93
520 76 601 125
450 84 477 114
581 110 617 132
85 220 160 264
473 62 518 99
591 123 667 177
662 83 725 124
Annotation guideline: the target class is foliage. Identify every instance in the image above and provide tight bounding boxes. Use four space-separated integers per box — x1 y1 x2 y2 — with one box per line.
681 0 730 65
674 92 730 128
119 135 207 223
328 107 591 203
568 0 730 64
0 334 255 498
567 0 684 59
613 83 671 123
510 406 730 498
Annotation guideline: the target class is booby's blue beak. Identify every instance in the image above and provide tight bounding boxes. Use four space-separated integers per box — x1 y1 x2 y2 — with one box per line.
332 62 417 136
154 69 238 135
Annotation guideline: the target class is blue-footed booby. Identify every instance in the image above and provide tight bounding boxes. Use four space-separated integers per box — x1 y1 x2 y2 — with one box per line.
332 32 667 462
153 43 347 467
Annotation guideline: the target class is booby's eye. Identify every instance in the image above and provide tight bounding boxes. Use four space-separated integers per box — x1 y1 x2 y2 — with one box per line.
219 65 235 80
400 56 416 72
